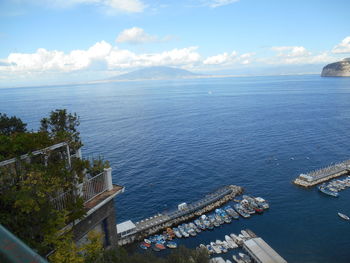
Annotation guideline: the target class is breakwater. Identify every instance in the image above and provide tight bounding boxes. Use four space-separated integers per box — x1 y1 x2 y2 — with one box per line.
118 185 243 245
294 160 350 187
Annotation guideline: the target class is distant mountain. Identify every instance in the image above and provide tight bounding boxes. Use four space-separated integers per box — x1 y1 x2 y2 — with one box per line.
321 58 350 77
111 66 201 80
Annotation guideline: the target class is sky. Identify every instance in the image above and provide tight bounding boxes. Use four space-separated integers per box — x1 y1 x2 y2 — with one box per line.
0 0 350 86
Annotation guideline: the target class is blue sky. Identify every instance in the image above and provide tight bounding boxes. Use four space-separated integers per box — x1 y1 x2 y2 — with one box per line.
0 0 350 86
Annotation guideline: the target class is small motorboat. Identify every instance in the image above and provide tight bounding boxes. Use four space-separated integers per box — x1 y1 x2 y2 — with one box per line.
166 241 177 248
155 243 166 250
140 243 148 250
338 212 350 220
230 233 243 246
239 253 252 263
232 255 245 263
152 245 161 252
173 227 182 238
144 238 151 244
206 244 214 254
141 242 151 248
210 242 222 254
225 235 238 249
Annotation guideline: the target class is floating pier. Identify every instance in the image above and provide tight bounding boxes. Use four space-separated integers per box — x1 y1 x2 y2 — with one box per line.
294 160 350 187
117 185 243 245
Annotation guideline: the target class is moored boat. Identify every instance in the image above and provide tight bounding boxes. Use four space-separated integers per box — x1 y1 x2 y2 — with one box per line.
225 235 238 249
155 243 166 250
234 204 250 218
232 255 245 263
224 205 239 219
254 197 269 209
173 227 182 238
318 184 339 197
140 243 148 250
230 233 243 246
152 245 161 252
210 242 222 254
144 238 151 244
206 244 214 254
166 241 177 248
239 253 251 263
338 212 350 220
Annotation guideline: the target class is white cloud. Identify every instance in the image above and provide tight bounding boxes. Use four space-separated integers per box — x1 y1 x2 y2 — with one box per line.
271 46 311 57
0 41 201 74
3 41 113 72
207 0 239 8
28 0 145 13
106 46 201 68
116 27 158 44
203 51 254 65
269 46 334 65
332 36 350 54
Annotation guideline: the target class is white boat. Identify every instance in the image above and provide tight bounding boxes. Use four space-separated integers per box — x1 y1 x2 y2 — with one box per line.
173 227 182 238
232 255 245 263
210 242 222 254
144 238 151 244
178 225 189 237
241 230 251 239
239 253 251 263
216 240 227 253
238 234 246 240
225 235 238 249
222 240 230 250
206 244 215 254
255 197 269 209
230 233 243 246
338 212 350 220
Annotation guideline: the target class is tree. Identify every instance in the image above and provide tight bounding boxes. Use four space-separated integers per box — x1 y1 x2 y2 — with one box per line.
40 109 82 151
0 110 88 255
0 113 27 136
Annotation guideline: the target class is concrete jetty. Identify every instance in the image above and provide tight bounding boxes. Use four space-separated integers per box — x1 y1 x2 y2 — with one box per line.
117 185 243 245
294 160 350 187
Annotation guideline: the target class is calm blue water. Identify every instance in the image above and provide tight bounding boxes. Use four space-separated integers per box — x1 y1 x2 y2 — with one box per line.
1 75 350 262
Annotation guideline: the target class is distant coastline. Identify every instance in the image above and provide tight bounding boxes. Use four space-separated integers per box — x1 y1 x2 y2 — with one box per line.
0 72 321 90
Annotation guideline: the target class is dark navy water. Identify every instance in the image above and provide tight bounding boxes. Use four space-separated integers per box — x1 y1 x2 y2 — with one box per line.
1 75 350 262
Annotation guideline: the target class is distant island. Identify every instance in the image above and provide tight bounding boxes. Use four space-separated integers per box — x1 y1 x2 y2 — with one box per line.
110 66 203 81
321 58 350 77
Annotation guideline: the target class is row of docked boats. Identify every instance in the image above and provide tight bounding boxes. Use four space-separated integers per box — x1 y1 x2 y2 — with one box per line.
210 252 252 263
140 228 178 251
140 196 269 251
234 195 269 218
198 229 255 255
318 176 350 197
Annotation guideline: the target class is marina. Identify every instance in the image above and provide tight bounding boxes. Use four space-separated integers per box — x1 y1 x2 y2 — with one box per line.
116 186 271 247
123 193 269 259
117 185 244 245
293 160 350 187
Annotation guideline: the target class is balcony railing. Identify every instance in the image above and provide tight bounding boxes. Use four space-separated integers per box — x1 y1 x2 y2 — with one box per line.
50 168 113 211
82 171 109 203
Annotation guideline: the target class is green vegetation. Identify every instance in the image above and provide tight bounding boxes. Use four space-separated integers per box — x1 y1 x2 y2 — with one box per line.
0 113 27 136
0 110 98 257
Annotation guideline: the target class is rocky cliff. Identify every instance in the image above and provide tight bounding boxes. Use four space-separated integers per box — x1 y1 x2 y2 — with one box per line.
321 58 350 77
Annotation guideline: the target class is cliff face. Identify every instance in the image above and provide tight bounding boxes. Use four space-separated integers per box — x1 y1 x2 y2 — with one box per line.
321 58 350 77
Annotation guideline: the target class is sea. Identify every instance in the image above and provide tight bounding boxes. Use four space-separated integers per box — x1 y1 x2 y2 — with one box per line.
1 75 350 262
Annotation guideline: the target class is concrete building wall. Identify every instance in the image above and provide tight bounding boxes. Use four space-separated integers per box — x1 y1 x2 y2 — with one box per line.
73 199 118 248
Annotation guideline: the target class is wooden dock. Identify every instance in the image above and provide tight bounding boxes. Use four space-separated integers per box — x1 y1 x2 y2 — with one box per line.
294 160 350 187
